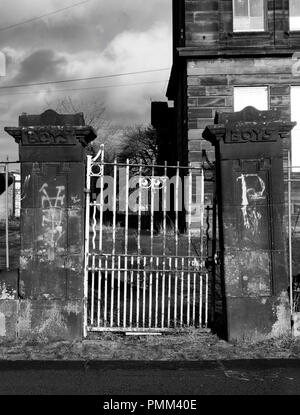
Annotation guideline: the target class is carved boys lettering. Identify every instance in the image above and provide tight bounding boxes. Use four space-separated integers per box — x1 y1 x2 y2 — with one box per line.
226 126 279 143
262 128 279 141
55 134 68 144
21 129 74 145
241 130 253 142
27 131 39 144
39 132 51 144
231 131 241 142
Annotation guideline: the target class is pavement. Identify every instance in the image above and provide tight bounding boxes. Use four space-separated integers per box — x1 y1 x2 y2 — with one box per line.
0 359 300 395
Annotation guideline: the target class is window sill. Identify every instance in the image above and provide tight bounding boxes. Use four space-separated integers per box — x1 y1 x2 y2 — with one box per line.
228 31 270 37
286 30 300 35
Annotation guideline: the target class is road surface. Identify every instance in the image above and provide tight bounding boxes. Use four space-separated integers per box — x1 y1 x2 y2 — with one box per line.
0 360 299 395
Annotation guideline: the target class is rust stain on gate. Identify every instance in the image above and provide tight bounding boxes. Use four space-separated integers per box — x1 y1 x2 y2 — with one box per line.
83 147 210 335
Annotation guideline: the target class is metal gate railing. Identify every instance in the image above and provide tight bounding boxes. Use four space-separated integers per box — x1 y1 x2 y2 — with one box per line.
0 160 21 270
286 151 300 316
83 147 209 335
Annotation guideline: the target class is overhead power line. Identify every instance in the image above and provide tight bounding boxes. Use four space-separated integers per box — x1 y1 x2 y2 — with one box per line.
0 68 171 90
0 79 168 97
0 0 93 32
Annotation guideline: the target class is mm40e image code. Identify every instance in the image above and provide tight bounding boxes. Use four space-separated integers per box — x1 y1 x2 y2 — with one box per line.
103 399 198 412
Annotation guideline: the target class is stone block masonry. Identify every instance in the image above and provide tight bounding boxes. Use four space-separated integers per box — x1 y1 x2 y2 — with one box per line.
203 106 296 341
1 110 97 342
186 56 296 168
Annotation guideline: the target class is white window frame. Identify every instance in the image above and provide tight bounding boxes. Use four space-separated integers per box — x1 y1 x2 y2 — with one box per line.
289 0 300 32
233 0 266 33
233 86 269 112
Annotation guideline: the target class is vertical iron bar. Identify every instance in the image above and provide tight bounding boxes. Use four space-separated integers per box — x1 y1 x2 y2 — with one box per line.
193 272 196 327
91 256 95 326
149 162 158 327
155 256 160 327
110 158 118 327
137 256 140 328
104 255 108 326
161 262 165 328
91 203 100 327
200 168 205 272
150 162 155 328
117 255 121 327
98 149 104 328
99 149 104 253
5 159 9 270
288 151 294 316
123 159 130 328
199 274 203 327
174 261 178 327
199 168 205 328
92 204 97 250
110 256 114 328
155 255 159 328
205 272 209 328
187 164 192 326
130 256 134 328
143 256 146 328
12 174 15 218
137 163 142 328
174 163 180 327
163 161 168 327
149 255 153 328
167 257 171 327
97 269 102 327
180 257 184 327
138 163 142 253
84 155 92 337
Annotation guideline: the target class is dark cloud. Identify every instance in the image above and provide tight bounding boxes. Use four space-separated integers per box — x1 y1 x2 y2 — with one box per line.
0 0 172 161
0 0 171 53
12 49 67 83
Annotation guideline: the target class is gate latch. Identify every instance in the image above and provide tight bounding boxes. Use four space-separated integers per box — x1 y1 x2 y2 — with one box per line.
205 252 221 269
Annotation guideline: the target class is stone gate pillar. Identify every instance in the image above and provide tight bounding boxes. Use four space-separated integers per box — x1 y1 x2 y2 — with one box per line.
5 110 96 341
203 106 296 341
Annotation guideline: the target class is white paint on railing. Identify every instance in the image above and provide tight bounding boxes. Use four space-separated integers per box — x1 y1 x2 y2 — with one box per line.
84 152 209 333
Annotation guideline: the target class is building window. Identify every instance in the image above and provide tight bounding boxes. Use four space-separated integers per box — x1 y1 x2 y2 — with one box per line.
291 87 300 169
290 0 300 31
233 0 266 32
233 86 269 112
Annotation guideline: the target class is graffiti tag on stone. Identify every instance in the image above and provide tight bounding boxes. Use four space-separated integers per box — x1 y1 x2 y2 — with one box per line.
39 183 65 256
236 174 266 235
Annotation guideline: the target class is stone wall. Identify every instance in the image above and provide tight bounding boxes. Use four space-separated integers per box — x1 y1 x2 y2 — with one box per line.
187 56 294 165
0 110 96 343
184 0 299 50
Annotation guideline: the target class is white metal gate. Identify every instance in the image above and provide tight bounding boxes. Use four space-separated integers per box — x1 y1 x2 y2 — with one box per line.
83 147 209 335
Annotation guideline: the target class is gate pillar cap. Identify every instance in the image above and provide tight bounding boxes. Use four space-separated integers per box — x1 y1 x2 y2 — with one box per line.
203 106 296 146
4 109 97 147
216 106 278 125
19 109 85 127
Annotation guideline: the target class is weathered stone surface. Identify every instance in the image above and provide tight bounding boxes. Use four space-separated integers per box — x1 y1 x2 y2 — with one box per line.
203 106 295 341
224 250 272 297
5 110 96 163
226 295 290 341
0 300 18 341
18 300 82 341
2 110 97 343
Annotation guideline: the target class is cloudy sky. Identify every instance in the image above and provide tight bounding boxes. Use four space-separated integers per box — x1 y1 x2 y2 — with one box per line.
0 0 172 160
